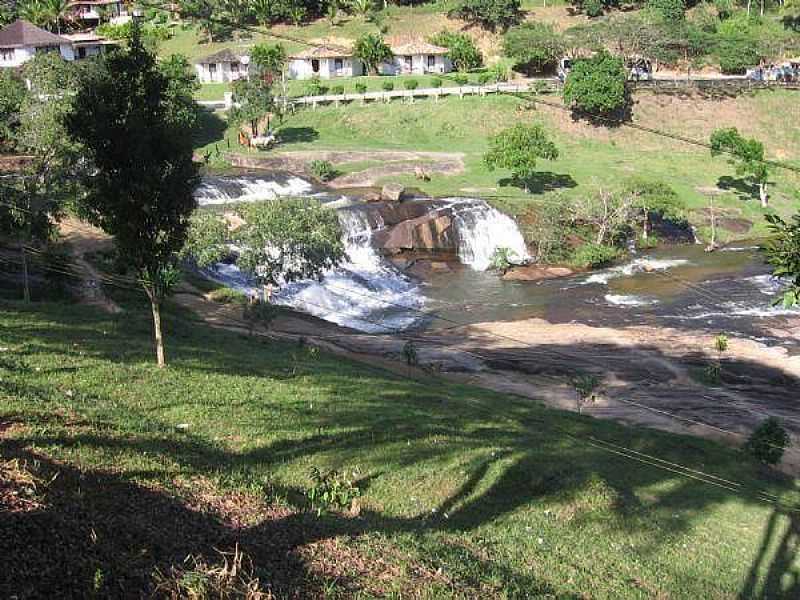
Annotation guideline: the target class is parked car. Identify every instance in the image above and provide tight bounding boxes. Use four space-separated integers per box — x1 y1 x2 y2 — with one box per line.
627 57 652 81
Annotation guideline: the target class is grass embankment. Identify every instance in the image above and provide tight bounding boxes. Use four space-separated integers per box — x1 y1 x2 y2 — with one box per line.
196 89 800 241
2 298 800 597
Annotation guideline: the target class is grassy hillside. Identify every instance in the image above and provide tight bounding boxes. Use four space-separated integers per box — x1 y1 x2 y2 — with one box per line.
197 89 800 240
2 299 799 597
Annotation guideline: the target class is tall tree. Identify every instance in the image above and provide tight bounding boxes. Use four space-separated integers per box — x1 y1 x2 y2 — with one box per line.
503 22 564 75
447 0 522 32
563 51 628 118
65 22 200 367
710 127 770 207
0 70 26 152
484 123 559 192
430 31 482 72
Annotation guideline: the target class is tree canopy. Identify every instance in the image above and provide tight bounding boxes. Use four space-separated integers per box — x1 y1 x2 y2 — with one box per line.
710 127 770 206
503 23 564 75
764 211 800 308
430 31 483 72
447 0 522 32
484 123 559 192
65 23 200 367
353 33 392 75
563 51 628 118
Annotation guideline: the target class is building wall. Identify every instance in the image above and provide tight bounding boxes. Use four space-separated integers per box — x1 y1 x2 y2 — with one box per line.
381 54 451 76
288 57 363 80
195 61 249 84
0 44 74 68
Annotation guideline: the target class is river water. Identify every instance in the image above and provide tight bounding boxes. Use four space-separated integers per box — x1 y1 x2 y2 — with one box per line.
194 174 799 348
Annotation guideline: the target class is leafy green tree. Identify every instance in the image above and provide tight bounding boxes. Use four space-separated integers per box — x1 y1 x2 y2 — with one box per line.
764 212 800 308
348 0 373 19
484 123 559 192
744 418 790 465
0 70 26 152
0 0 16 25
158 54 201 128
230 74 275 137
447 0 522 32
252 0 280 27
65 22 200 367
42 0 68 33
179 0 231 43
563 51 627 118
353 33 392 75
430 31 483 72
710 127 769 207
715 12 762 74
503 22 564 75
181 211 230 267
623 177 685 239
645 0 685 22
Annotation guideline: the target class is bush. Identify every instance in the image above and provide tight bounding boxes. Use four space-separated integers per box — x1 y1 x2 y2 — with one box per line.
745 418 790 465
477 72 493 84
563 51 628 117
431 77 443 88
308 159 337 181
583 0 603 17
571 243 619 268
404 78 419 90
354 82 368 94
717 39 760 74
645 0 685 22
447 0 523 32
429 30 483 71
381 80 394 91
306 466 361 516
207 287 247 305
453 73 469 85
503 22 564 75
331 84 345 95
305 76 328 96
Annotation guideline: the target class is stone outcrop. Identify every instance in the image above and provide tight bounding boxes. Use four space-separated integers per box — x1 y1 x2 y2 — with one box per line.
381 183 405 202
501 265 574 282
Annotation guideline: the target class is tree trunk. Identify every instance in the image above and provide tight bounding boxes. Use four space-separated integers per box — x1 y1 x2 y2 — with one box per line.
20 242 30 303
642 214 649 240
747 0 752 15
146 287 166 368
759 183 768 207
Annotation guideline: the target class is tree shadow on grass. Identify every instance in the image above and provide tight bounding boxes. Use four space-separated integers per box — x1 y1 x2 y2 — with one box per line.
498 172 577 194
278 127 320 144
717 175 759 202
193 108 228 149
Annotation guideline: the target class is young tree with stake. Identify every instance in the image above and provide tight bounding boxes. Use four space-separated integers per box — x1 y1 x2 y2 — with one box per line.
66 22 200 367
710 127 770 207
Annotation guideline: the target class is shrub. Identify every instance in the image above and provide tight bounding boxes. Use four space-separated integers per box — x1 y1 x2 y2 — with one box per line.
306 466 361 516
447 0 523 32
453 73 469 85
645 0 685 22
429 30 483 71
563 51 628 116
354 82 368 94
478 72 493 84
583 0 603 17
571 243 619 268
431 77 443 88
503 22 564 75
208 287 247 305
308 159 337 181
353 33 393 75
331 84 345 95
381 80 394 91
305 76 328 96
404 78 419 90
745 418 790 465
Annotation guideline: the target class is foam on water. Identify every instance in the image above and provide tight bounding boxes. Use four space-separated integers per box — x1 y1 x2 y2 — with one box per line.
604 294 659 307
581 257 689 286
195 175 314 205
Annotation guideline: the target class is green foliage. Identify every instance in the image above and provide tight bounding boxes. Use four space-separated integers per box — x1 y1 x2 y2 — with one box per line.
353 33 392 75
447 0 522 32
230 75 275 137
489 247 516 273
250 43 287 79
331 84 345 95
645 0 685 22
403 78 419 90
381 80 394 91
181 211 229 268
308 159 338 181
96 21 172 44
573 373 600 399
715 12 762 74
583 0 603 18
764 212 800 308
484 123 559 190
453 73 469 85
0 70 26 152
207 286 247 305
430 77 443 88
354 81 368 94
563 51 627 117
430 30 483 72
243 299 280 334
306 466 361 516
402 340 418 366
571 243 619 268
710 127 768 202
158 54 201 128
305 75 328 96
235 199 344 285
714 334 729 355
503 22 564 75
623 177 686 238
744 418 790 466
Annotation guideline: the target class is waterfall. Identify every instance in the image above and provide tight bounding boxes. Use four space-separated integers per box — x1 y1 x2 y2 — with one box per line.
195 175 314 206
271 208 425 332
446 199 530 271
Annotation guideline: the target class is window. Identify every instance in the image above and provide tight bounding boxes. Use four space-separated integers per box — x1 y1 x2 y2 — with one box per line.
334 58 343 72
77 47 87 59
404 55 412 66
36 45 59 54
231 62 239 73
311 59 320 73
427 55 435 68
0 48 13 62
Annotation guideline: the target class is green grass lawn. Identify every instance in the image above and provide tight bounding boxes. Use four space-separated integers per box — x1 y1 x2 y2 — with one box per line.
196 89 800 241
2 298 800 597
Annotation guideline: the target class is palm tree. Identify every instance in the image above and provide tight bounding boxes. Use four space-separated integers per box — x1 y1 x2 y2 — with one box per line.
18 0 51 29
43 0 70 34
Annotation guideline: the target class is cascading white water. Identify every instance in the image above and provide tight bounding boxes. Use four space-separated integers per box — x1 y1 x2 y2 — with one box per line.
195 175 314 206
446 198 530 271
272 209 425 332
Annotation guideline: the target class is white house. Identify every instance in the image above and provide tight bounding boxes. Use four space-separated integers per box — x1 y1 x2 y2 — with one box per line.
0 20 74 69
383 41 451 76
288 45 363 80
67 0 130 26
194 48 250 84
63 32 118 60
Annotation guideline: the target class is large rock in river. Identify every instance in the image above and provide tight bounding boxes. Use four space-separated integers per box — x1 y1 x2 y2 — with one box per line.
372 213 457 253
381 183 405 202
502 265 574 282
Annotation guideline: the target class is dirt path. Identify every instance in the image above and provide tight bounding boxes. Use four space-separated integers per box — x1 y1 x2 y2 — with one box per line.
227 150 466 187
